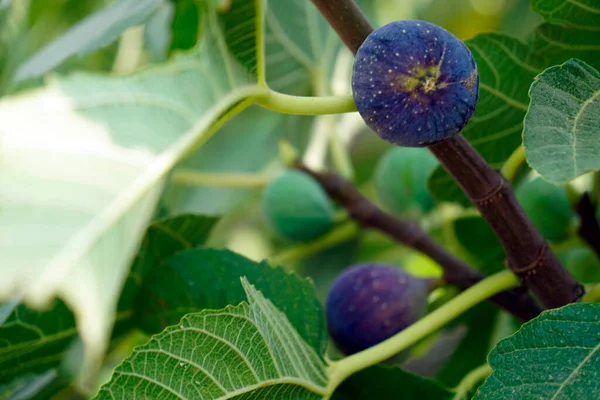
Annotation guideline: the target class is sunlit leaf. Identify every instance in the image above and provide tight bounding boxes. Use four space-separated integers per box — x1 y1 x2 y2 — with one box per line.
0 3 260 381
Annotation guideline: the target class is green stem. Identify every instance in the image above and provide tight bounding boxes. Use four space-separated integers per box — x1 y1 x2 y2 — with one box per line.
582 283 600 302
256 89 357 115
270 223 359 266
452 363 492 400
332 209 349 224
172 170 271 188
500 145 526 183
325 270 519 396
254 0 267 86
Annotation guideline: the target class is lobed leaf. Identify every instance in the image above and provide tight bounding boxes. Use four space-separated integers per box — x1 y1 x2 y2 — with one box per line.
524 58 600 184
95 279 328 399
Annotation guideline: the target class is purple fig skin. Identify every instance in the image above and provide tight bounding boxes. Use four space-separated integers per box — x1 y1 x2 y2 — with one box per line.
352 20 479 147
325 264 429 356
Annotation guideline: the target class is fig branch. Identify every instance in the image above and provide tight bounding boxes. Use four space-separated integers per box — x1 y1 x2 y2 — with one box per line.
296 162 541 321
310 0 584 308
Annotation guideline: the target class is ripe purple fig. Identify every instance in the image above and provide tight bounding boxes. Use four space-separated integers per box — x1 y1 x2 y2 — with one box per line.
352 20 479 147
325 264 430 355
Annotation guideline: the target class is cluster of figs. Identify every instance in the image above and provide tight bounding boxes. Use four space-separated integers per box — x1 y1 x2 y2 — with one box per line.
261 20 578 356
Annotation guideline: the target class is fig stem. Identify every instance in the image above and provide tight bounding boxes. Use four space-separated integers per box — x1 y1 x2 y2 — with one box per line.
256 89 357 115
429 136 583 308
452 363 492 400
296 162 542 321
311 0 583 309
171 170 271 188
270 222 359 265
500 145 526 183
326 270 519 396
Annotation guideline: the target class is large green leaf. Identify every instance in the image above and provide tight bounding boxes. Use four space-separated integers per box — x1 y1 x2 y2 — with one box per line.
476 303 600 399
136 248 328 355
0 214 218 390
15 0 166 81
524 58 600 184
0 2 260 380
332 364 453 400
95 279 328 399
428 34 545 204
532 0 600 29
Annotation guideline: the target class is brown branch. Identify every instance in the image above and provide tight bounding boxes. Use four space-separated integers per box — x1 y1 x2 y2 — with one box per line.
296 162 542 321
429 137 583 308
310 0 373 55
311 0 583 309
575 192 600 260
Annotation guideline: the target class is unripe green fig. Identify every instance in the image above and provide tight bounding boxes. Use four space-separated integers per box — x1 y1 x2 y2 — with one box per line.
516 177 575 241
374 147 438 216
262 170 335 242
352 20 479 147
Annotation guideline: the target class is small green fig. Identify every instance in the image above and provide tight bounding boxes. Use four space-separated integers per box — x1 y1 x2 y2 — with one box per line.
516 177 575 241
374 147 438 216
262 170 335 242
